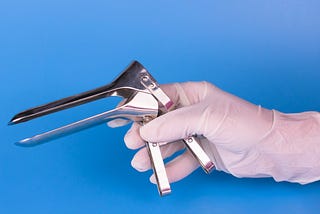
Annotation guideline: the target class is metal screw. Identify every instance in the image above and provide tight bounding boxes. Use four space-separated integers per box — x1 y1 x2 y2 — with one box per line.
149 82 155 88
187 137 193 143
152 142 158 147
143 116 152 123
141 76 149 82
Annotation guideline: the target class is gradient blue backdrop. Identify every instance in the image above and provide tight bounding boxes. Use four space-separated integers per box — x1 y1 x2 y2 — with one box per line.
1 1 319 213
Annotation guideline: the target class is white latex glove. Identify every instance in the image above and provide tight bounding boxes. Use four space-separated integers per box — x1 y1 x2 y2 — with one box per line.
118 82 320 184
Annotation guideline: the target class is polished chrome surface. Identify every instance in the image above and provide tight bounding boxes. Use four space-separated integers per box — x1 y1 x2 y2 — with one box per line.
9 60 215 196
16 92 159 146
140 74 174 111
9 61 155 125
146 141 171 196
183 136 215 173
10 60 173 196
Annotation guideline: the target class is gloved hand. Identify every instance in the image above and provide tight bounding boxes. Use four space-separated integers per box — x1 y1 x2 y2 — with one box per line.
111 82 320 184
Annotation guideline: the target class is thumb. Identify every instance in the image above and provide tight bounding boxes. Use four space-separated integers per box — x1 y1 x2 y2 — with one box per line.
140 104 204 143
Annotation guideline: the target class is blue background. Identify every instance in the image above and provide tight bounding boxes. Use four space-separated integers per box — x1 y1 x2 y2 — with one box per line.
1 0 319 213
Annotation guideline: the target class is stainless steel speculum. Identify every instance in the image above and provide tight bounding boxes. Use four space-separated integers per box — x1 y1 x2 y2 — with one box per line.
9 61 214 196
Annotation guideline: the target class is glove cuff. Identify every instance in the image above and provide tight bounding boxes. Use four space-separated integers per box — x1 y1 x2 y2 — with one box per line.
256 110 320 184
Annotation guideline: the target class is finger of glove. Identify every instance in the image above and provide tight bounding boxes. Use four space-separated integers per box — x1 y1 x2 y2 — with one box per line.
150 150 199 184
160 82 209 108
140 104 204 143
124 122 144 149
131 142 185 172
